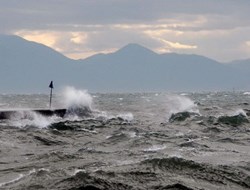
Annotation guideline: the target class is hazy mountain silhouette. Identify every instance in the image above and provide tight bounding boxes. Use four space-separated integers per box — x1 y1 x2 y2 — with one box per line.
81 43 249 92
0 35 249 93
0 34 77 92
228 59 250 73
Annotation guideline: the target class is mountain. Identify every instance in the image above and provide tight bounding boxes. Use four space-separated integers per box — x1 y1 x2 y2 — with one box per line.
228 59 250 73
0 34 249 93
0 34 78 92
81 43 249 92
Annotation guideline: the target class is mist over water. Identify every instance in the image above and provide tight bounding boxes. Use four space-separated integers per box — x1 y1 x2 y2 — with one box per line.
1 91 250 189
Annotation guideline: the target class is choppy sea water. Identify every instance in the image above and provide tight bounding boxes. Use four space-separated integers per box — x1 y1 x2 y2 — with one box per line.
1 88 250 190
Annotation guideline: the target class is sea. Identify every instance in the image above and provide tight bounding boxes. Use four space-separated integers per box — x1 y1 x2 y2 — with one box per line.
0 87 250 190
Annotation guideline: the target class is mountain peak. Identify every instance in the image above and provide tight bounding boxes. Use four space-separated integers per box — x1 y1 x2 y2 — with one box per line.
122 43 148 49
116 43 157 56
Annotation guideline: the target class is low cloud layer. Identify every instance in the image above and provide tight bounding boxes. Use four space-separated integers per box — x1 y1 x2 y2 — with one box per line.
1 0 250 61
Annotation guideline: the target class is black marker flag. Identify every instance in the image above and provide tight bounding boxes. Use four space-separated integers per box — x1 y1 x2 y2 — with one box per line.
49 81 54 89
49 81 53 109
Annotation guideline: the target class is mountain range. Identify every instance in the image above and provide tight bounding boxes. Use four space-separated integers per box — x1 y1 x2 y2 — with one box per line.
0 34 250 93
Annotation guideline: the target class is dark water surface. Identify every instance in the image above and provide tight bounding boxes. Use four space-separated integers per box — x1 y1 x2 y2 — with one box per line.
1 91 250 190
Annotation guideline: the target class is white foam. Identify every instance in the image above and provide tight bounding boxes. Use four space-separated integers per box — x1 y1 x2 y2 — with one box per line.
117 112 134 121
167 154 183 158
97 111 134 122
127 131 137 138
115 159 139 166
5 87 94 128
243 92 250 95
143 145 166 152
0 169 35 187
229 108 247 117
8 111 60 128
59 86 97 120
72 169 86 176
166 95 199 117
0 174 24 187
175 132 184 137
61 86 92 110
38 168 50 172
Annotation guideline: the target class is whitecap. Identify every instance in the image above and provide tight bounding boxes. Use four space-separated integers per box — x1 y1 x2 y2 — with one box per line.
243 92 250 95
8 110 61 128
0 169 36 187
143 145 166 152
117 112 134 121
0 174 24 187
165 94 200 120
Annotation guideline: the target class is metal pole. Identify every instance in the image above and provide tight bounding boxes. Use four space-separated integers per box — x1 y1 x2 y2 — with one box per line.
49 81 54 109
49 87 53 109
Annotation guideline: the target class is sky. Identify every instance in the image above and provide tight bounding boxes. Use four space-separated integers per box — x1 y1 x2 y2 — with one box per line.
1 0 250 62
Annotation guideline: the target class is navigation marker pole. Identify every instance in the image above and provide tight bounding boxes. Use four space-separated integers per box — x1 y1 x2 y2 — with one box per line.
49 81 54 109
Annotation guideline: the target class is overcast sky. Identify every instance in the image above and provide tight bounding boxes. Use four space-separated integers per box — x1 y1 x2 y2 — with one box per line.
1 0 250 62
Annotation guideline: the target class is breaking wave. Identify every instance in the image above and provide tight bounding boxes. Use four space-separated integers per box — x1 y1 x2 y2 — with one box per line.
61 86 93 110
165 95 199 118
141 156 250 188
8 110 60 128
6 87 135 129
217 113 249 127
7 87 95 128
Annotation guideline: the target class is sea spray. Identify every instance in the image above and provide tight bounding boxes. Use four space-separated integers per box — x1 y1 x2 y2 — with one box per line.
61 86 93 110
8 110 60 128
7 87 94 128
61 86 93 118
117 112 134 121
95 111 134 122
231 108 247 117
166 94 199 116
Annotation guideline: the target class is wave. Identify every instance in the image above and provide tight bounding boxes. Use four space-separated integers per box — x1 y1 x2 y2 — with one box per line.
167 108 249 128
4 87 135 129
61 86 93 110
141 156 250 188
217 113 248 127
168 111 200 123
243 92 250 95
162 94 200 122
0 169 36 188
166 95 200 115
53 171 133 190
33 135 65 146
157 183 194 190
0 87 94 128
7 110 61 128
143 145 166 152
49 114 134 131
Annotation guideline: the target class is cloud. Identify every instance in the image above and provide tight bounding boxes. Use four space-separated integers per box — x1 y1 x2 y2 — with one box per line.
14 30 90 58
246 41 250 47
1 0 250 31
15 30 59 47
70 32 87 44
14 28 130 59
162 40 197 50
